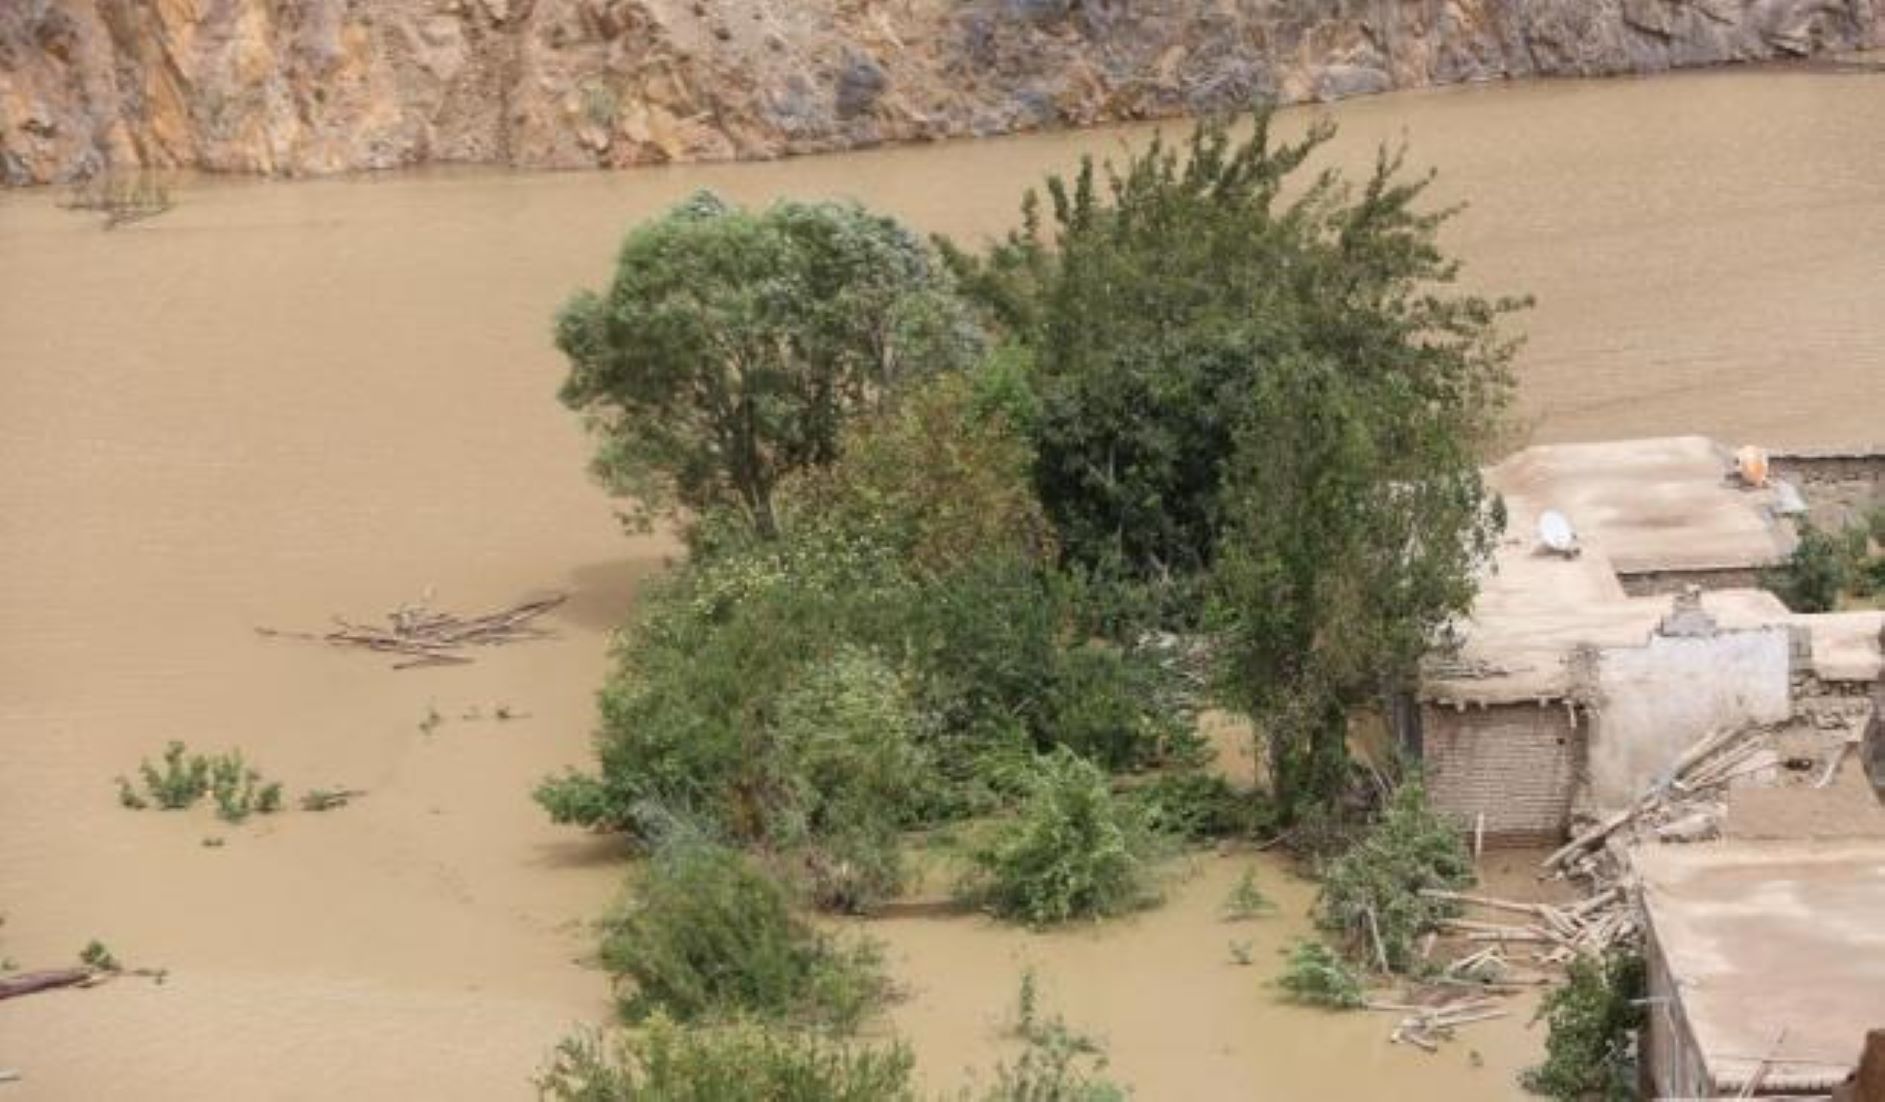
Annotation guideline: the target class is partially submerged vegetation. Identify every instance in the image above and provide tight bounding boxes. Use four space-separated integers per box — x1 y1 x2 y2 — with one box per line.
538 104 1525 1088
534 1016 919 1102
116 741 284 823
533 973 1128 1102
599 834 887 1031
956 748 1164 925
1274 939 1367 1010
1313 781 1474 973
1520 952 1646 1101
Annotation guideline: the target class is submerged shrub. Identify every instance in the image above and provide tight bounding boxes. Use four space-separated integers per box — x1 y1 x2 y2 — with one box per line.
137 742 210 810
958 749 1163 925
206 750 283 823
1314 781 1472 973
974 970 1127 1102
534 1016 918 1102
122 742 283 821
769 649 930 912
1220 867 1273 921
599 839 888 1031
1520 951 1646 1101
1274 940 1365 1010
1127 770 1267 841
78 939 121 973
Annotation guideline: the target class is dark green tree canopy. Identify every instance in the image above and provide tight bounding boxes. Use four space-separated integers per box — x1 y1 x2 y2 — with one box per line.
945 112 1523 586
556 190 981 536
946 109 1524 813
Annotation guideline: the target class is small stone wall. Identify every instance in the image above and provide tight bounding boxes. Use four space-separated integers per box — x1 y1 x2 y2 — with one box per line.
1586 625 1793 809
1772 447 1885 530
1421 701 1581 844
1617 565 1769 597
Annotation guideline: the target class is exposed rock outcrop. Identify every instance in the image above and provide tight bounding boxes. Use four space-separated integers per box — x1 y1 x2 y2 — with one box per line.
2 0 1879 185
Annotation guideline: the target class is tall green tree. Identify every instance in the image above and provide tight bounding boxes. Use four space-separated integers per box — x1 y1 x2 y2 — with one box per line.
556 191 980 536
947 110 1523 814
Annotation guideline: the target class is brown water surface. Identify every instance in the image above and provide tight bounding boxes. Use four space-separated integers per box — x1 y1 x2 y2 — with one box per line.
2 65 1882 1099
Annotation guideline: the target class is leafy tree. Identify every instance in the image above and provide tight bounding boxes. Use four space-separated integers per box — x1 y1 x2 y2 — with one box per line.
945 109 1519 814
780 368 1054 578
1521 951 1646 1101
1211 348 1505 813
556 191 980 536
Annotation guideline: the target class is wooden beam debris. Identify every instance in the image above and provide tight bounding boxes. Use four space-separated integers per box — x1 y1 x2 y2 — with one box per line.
259 593 566 669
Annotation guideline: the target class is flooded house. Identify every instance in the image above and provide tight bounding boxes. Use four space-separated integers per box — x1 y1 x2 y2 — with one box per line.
1636 842 1885 1099
1414 437 1884 845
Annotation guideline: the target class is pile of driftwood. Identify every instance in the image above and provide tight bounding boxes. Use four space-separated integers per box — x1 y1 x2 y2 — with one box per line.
259 593 566 669
1426 887 1636 967
1369 994 1511 1053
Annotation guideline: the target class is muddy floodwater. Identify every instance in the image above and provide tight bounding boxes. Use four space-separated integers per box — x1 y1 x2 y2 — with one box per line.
2 65 1882 1099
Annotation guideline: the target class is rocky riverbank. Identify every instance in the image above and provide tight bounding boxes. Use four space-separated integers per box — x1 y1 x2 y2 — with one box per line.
2 0 1881 185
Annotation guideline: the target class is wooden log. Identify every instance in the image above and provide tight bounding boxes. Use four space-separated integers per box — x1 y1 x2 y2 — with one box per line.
1426 1008 1510 1029
0 968 90 1001
1666 725 1740 782
1364 907 1391 973
1542 807 1630 871
1419 889 1545 918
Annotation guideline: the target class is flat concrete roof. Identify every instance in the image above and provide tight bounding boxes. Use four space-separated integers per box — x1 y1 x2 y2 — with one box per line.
1422 436 1879 704
1491 436 1793 575
1792 610 1885 683
1637 842 1885 1094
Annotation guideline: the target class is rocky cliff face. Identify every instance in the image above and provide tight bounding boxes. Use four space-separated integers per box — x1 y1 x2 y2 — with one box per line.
2 0 1879 185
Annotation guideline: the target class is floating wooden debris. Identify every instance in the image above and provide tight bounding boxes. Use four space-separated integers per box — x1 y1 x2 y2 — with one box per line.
1377 993 1511 1053
258 593 565 669
0 965 165 1002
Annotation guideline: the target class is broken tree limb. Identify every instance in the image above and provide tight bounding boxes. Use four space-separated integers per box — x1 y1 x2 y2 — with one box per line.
0 968 90 1001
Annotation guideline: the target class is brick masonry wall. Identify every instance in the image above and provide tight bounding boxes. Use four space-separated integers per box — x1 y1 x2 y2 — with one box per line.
1421 702 1581 843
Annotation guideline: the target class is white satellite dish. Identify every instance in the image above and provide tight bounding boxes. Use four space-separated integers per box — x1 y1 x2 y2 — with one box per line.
1537 509 1579 557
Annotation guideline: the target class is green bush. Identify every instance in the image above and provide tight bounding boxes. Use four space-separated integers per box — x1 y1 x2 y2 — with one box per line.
79 939 121 973
769 649 929 912
958 749 1163 925
121 742 283 821
599 839 887 1031
1039 644 1190 771
207 750 283 823
1768 522 1855 612
1126 770 1266 841
1314 782 1472 973
534 1016 917 1102
136 741 210 809
1220 868 1273 921
1520 951 1646 1101
1274 940 1365 1009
